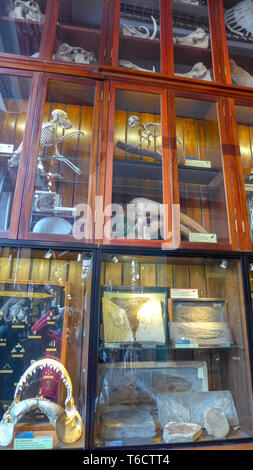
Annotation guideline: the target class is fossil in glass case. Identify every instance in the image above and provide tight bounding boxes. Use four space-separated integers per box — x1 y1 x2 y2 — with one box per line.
175 62 212 81
121 15 158 40
53 43 97 64
230 59 253 87
173 28 209 48
119 60 156 73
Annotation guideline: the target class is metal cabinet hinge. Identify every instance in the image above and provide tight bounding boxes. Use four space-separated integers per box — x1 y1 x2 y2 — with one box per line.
235 219 238 232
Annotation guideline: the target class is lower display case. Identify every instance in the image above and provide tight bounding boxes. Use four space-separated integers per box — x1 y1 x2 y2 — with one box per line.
93 251 253 448
0 246 94 450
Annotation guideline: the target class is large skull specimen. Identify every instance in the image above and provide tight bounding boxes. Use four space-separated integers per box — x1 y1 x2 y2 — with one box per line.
0 358 84 447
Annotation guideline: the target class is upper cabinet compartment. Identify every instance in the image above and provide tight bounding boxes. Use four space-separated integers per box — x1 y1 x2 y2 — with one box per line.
172 0 213 82
0 0 46 57
52 0 103 66
118 0 161 74
223 0 253 88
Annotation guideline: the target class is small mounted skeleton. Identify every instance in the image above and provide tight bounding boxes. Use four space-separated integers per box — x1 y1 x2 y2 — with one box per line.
128 115 162 157
8 0 45 22
8 109 84 176
53 43 97 64
225 0 253 38
119 60 156 73
121 15 158 40
173 27 209 48
175 62 212 81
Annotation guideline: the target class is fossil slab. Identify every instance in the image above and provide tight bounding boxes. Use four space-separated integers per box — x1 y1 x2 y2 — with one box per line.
99 406 156 440
173 28 209 48
156 391 239 430
205 407 230 439
102 296 165 344
169 321 233 346
163 422 202 443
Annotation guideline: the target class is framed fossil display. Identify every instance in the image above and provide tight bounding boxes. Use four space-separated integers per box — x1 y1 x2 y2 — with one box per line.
168 298 233 347
100 286 169 348
0 279 70 420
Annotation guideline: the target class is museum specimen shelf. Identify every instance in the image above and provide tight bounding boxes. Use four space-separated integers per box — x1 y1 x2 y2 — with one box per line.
1 0 253 452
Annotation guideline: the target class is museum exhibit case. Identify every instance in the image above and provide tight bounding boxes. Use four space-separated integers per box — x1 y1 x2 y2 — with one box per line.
0 245 94 449
0 0 253 451
92 251 253 448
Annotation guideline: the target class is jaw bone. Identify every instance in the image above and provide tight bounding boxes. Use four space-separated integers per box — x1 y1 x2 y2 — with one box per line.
0 358 84 447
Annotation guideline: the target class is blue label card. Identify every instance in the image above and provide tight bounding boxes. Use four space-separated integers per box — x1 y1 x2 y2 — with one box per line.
14 436 53 450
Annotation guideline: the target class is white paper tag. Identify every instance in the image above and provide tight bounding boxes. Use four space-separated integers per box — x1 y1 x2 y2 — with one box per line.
185 158 211 168
171 288 198 299
189 233 217 243
0 143 14 154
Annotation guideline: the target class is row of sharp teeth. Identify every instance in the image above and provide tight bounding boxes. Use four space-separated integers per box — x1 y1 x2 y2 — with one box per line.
15 363 71 397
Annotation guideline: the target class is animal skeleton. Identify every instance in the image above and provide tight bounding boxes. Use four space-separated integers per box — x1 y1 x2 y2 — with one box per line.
121 15 158 40
173 28 209 48
8 109 84 175
0 358 84 446
128 115 162 156
175 62 212 81
53 43 97 64
225 0 253 37
119 60 156 73
230 59 253 87
8 0 45 22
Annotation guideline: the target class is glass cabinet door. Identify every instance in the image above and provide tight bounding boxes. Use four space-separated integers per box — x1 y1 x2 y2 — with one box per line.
175 95 230 246
52 0 103 66
0 72 33 234
25 78 96 240
0 247 93 450
223 0 253 88
172 0 213 82
105 86 166 242
234 103 253 244
0 0 47 57
118 0 161 74
93 252 253 448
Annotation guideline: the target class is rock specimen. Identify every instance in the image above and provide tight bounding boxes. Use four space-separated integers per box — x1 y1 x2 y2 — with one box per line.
156 391 239 430
173 303 226 323
163 422 202 443
169 321 233 346
205 408 230 439
230 59 253 88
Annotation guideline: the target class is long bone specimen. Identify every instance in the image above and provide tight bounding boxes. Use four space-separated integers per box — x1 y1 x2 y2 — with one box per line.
175 62 212 81
8 109 84 175
225 0 253 37
8 0 45 22
121 15 158 40
229 59 253 87
0 358 84 446
176 0 200 4
119 60 156 73
173 28 209 48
